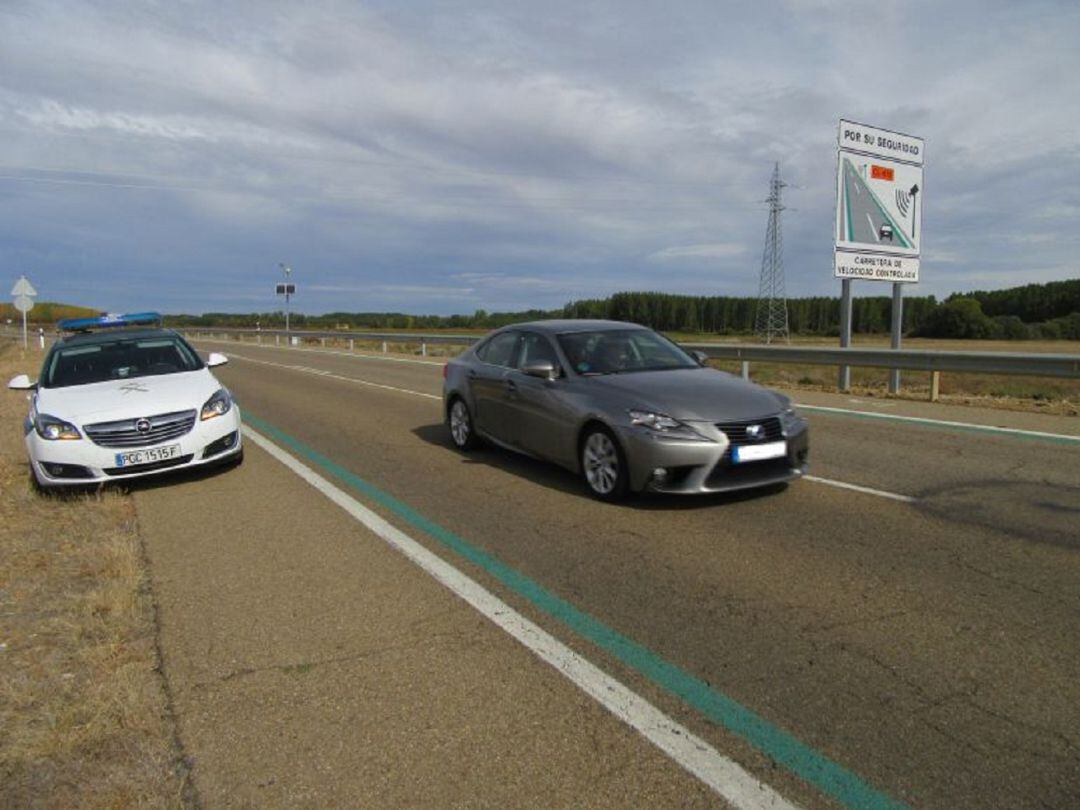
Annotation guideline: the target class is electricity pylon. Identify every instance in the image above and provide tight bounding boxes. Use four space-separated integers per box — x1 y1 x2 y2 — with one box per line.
754 163 790 344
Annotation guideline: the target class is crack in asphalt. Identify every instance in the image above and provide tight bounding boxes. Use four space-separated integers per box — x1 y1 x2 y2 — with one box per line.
207 630 483 686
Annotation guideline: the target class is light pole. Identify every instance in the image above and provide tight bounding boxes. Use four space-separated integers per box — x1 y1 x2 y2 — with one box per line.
279 263 292 334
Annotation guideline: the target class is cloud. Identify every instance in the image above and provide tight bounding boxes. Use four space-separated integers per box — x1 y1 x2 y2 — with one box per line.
648 243 748 262
0 0 1077 315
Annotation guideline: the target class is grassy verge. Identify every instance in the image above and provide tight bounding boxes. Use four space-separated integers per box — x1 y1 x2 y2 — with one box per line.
0 342 188 807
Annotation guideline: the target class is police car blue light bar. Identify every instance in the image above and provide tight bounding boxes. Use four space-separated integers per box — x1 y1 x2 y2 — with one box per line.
58 312 163 332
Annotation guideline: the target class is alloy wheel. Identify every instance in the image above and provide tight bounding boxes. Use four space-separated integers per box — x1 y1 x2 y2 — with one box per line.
583 431 621 495
450 399 473 449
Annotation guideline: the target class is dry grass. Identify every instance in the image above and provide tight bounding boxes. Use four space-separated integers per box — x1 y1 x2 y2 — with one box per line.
0 342 189 808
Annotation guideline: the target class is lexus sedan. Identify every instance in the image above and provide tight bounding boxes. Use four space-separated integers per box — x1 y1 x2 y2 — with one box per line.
443 320 808 500
8 312 242 489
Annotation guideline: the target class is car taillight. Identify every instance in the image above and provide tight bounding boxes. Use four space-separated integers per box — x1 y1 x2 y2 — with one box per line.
442 363 448 379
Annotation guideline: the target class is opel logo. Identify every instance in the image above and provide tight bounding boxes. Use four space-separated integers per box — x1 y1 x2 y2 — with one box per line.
135 418 152 434
746 423 763 440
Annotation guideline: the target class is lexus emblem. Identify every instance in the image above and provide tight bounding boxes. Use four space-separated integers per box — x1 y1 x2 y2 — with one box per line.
135 418 152 434
746 423 763 440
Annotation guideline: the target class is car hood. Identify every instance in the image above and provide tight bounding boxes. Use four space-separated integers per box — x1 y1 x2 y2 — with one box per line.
590 367 785 422
36 370 221 424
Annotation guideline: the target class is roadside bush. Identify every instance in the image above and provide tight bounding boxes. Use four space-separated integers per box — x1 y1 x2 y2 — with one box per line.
993 315 1029 340
1034 320 1063 340
1051 311 1080 339
916 297 997 339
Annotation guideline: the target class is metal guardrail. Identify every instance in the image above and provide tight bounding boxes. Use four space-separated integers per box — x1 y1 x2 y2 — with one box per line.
183 328 478 345
183 327 1080 384
182 328 480 356
680 343 1080 378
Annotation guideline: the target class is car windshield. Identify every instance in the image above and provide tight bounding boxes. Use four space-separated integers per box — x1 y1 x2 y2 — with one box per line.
42 335 204 388
557 329 698 375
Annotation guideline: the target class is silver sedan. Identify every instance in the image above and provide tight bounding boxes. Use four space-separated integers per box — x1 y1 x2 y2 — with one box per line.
442 320 809 500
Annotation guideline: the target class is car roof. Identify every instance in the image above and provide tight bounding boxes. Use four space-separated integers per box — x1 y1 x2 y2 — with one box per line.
502 319 649 334
55 327 180 348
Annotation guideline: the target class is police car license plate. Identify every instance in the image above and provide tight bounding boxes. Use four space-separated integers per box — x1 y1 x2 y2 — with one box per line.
115 444 181 467
732 441 786 463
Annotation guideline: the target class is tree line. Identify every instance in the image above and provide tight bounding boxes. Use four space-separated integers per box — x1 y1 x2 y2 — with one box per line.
113 277 1080 341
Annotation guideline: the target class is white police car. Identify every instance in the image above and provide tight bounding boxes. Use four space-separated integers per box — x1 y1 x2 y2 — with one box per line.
7 312 242 488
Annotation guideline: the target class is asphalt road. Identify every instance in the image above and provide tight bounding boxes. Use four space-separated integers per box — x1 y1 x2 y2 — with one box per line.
156 339 1079 808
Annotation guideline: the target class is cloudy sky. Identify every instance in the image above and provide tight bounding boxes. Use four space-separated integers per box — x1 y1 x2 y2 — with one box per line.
1 1 1078 315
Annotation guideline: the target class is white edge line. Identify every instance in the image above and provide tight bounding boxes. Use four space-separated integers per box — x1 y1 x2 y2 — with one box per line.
208 339 1080 447
796 403 1080 444
228 352 441 400
230 353 920 504
208 339 1080 445
242 425 799 810
194 336 447 366
803 475 915 504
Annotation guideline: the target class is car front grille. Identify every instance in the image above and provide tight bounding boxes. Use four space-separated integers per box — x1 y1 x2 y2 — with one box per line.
716 416 784 461
85 409 197 448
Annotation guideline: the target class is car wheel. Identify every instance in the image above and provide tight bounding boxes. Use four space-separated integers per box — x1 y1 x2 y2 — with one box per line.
448 398 478 451
580 427 628 501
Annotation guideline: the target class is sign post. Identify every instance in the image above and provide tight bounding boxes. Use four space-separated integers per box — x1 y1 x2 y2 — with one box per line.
834 120 924 392
276 264 296 338
11 276 38 350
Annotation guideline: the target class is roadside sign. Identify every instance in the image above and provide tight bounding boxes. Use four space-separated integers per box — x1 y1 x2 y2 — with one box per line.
10 274 38 349
275 283 296 295
11 276 37 297
834 120 924 283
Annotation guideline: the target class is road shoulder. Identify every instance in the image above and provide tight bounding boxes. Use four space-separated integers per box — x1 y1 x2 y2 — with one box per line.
134 438 717 807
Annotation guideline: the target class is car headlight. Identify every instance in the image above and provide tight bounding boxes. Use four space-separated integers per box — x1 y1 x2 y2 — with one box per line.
780 407 803 434
35 413 82 441
628 409 708 440
200 388 233 421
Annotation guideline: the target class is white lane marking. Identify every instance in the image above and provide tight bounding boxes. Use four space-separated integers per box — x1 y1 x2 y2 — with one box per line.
866 213 879 241
204 336 1080 444
228 352 441 400
803 475 915 503
243 425 798 810
230 352 924 503
796 403 1080 444
193 337 447 366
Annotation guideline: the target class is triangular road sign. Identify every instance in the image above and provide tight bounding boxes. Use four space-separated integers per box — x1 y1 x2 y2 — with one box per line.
11 276 37 297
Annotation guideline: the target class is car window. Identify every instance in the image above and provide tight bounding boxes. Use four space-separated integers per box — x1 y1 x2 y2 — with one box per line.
557 329 697 375
475 331 520 368
42 335 204 388
517 332 559 369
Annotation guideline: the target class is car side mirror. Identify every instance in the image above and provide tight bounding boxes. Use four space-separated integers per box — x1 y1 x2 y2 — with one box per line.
521 360 558 380
689 350 709 366
206 352 229 368
8 374 36 390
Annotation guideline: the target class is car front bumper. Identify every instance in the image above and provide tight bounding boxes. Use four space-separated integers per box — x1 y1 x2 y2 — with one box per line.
26 408 243 487
617 418 808 494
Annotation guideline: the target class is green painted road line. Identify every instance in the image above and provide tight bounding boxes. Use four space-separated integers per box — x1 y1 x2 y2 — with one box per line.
244 411 909 810
797 404 1080 446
